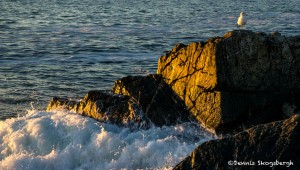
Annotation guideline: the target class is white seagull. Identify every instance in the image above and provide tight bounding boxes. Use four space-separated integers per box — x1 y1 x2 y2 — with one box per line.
237 12 247 27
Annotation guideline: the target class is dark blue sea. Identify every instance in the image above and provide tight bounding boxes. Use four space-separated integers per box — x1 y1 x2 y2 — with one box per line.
0 0 299 169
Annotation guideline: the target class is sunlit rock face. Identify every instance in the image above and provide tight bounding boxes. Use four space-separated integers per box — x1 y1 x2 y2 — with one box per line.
157 30 300 134
173 114 300 170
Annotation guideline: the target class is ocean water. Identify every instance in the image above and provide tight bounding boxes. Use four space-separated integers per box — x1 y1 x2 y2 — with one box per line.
1 0 300 169
1 0 300 116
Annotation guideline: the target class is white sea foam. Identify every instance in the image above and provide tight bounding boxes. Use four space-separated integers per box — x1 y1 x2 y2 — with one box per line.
0 110 214 170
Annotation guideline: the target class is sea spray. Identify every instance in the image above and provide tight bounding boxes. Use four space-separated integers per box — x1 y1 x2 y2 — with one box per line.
0 110 214 170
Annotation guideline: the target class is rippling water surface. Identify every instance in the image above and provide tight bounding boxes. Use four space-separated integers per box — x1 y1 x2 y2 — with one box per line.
1 0 300 116
1 0 300 169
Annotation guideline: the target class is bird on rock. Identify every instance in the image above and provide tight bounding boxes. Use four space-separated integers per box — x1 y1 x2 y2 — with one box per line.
237 12 247 27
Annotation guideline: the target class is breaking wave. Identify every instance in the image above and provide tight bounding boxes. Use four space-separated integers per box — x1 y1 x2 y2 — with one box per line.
0 110 214 170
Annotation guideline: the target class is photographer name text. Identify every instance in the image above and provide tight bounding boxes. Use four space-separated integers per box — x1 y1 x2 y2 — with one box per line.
228 160 293 167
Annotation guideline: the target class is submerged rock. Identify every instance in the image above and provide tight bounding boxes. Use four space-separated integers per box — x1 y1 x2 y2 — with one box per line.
157 30 300 134
173 114 300 169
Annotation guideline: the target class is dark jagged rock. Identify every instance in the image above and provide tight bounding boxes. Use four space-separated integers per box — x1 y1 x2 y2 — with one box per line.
157 30 300 134
112 74 189 126
47 91 148 128
47 97 78 111
173 114 300 170
47 75 190 127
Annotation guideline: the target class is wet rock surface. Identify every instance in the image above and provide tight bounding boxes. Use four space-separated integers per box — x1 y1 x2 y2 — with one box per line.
47 91 147 128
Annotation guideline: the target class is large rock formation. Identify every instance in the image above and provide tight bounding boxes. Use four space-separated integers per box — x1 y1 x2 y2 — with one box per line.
47 30 300 134
173 114 300 170
157 30 300 134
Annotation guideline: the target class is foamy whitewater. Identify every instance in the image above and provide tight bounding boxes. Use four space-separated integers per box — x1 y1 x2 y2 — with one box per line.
0 110 214 170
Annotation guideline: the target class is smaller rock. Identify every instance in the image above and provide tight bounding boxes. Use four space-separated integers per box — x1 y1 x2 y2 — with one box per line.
47 97 77 111
47 91 149 128
47 76 191 128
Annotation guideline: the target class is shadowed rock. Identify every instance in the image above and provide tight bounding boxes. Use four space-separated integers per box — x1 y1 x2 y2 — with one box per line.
173 114 300 170
157 30 300 134
47 75 190 127
112 74 189 126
